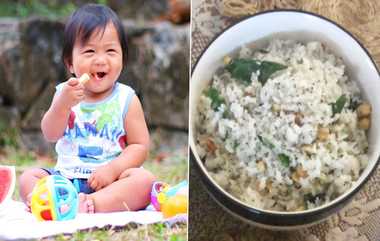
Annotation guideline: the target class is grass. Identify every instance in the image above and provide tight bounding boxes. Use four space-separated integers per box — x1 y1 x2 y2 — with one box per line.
144 158 188 184
0 129 188 241
44 223 187 241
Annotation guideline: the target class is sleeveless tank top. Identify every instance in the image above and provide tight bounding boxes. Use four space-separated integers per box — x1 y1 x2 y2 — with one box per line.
54 82 135 178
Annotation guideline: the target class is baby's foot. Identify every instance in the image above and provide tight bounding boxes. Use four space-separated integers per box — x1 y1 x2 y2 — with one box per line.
78 193 95 214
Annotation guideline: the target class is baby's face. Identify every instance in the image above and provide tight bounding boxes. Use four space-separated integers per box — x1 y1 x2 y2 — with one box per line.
70 22 123 99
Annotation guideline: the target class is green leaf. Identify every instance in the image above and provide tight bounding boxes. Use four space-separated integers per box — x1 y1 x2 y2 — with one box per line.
226 59 261 84
258 135 275 149
278 153 290 167
226 58 286 85
258 61 287 85
205 87 225 110
331 95 347 116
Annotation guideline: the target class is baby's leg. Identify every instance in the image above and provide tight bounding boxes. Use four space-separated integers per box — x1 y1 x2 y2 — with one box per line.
88 168 155 212
19 168 50 206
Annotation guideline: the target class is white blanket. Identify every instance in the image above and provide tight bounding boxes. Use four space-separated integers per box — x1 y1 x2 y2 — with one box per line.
0 199 183 240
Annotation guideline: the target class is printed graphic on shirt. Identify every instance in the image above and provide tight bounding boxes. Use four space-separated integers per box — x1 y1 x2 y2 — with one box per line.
61 95 125 164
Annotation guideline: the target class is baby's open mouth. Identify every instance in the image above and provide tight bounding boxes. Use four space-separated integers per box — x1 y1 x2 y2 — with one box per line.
92 72 107 80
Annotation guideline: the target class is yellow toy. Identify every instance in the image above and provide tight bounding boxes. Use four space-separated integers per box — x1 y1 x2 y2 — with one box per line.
151 180 188 218
161 194 188 218
31 175 78 221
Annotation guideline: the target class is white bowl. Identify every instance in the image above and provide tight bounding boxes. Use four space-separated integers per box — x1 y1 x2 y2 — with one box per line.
190 9 380 229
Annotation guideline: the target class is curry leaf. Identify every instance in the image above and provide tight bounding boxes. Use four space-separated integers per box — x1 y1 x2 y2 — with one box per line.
278 153 290 167
205 87 225 110
226 59 260 84
331 95 347 116
226 58 287 85
258 61 287 85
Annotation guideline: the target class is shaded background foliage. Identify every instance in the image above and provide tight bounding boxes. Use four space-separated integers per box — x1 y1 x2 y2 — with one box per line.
0 0 169 20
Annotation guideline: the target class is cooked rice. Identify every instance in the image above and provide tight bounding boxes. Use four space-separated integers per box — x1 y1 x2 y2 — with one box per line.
195 39 369 211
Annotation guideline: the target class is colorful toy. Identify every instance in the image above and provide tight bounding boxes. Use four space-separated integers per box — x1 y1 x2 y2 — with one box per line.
161 194 188 218
151 180 188 217
31 175 78 221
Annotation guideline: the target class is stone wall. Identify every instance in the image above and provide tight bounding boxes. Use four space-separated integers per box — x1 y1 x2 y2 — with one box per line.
0 17 189 153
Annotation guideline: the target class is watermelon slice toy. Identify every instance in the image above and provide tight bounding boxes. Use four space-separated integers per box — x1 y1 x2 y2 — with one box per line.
0 165 16 206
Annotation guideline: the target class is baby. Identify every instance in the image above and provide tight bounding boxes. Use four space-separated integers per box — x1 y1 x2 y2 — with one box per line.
19 4 155 213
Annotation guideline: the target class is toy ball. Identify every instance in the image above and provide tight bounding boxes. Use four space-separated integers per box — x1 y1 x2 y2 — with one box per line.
161 195 188 218
31 175 78 221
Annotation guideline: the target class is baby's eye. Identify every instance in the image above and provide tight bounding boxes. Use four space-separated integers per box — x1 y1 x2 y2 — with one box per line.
107 49 116 53
83 49 95 54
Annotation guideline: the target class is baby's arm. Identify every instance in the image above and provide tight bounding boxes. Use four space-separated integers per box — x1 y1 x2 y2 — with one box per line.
113 95 150 168
88 95 150 190
41 77 85 142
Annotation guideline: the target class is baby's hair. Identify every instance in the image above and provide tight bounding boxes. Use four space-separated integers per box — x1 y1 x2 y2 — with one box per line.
62 4 128 68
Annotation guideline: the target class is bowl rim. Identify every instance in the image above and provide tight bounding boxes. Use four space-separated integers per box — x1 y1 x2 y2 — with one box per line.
190 8 380 217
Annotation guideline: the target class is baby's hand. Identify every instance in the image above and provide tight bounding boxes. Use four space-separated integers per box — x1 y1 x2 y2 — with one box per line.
88 164 118 191
56 77 85 110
